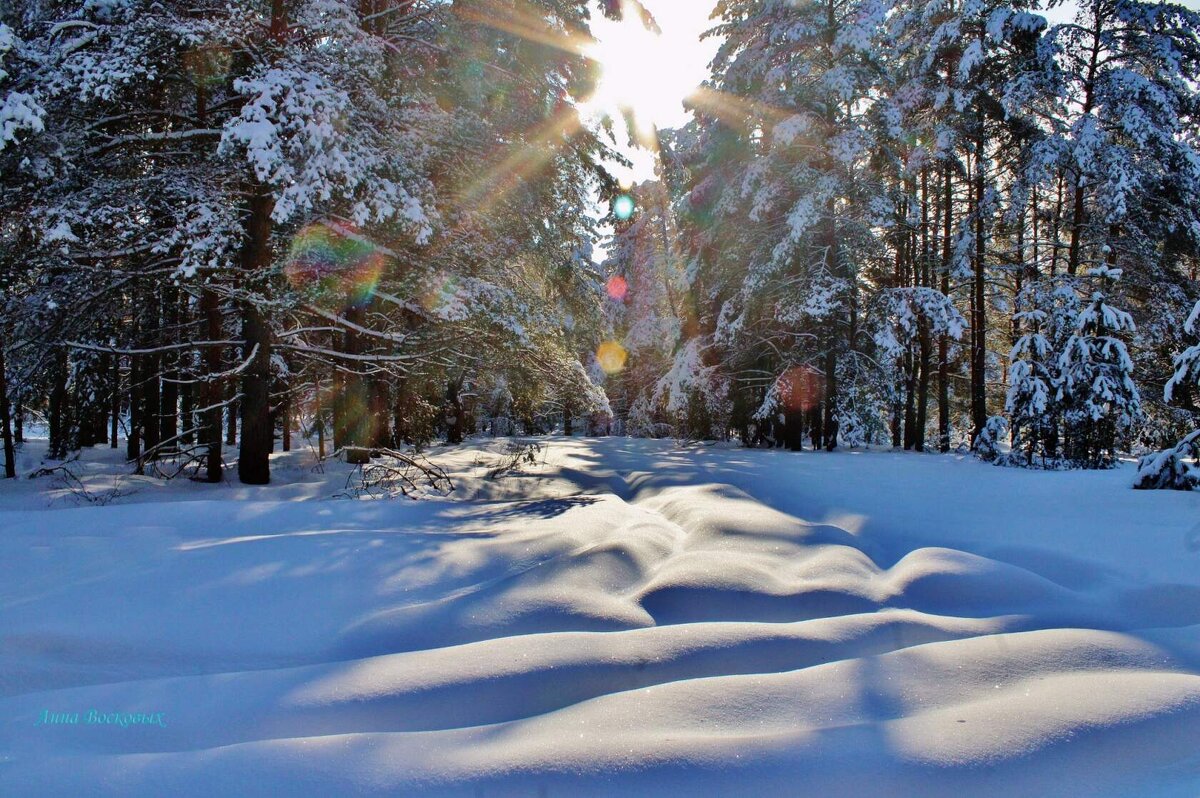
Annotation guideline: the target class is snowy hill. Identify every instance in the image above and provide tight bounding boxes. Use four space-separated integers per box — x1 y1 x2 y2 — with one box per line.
1 437 1199 796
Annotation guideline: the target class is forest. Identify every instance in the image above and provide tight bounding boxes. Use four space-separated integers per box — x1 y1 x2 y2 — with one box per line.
2 0 1200 487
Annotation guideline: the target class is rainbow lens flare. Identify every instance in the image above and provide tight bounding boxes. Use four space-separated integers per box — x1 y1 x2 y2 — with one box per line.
613 195 635 220
606 275 628 301
775 366 823 413
284 222 384 310
596 340 628 374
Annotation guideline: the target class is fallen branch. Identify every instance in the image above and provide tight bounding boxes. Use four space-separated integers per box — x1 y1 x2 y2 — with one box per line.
336 447 453 499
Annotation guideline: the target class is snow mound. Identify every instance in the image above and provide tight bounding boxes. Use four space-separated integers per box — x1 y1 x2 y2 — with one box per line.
1 437 1198 796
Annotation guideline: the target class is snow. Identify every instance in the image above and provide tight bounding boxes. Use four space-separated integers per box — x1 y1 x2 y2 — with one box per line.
1 436 1199 796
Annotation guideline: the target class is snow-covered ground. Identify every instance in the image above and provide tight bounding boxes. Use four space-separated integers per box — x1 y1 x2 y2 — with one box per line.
1 437 1199 796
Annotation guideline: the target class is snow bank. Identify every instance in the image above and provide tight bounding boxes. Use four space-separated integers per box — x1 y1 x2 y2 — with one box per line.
1 438 1198 796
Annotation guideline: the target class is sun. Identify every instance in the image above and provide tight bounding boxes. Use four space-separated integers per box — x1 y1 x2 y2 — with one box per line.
582 8 700 145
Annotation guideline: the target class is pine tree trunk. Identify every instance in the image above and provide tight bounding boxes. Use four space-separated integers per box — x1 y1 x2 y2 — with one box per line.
938 166 952 453
180 376 194 446
339 305 371 464
369 377 389 448
237 186 276 485
392 377 408 447
127 352 142 463
160 288 180 452
970 134 988 443
915 168 931 451
201 289 224 482
823 348 838 450
446 379 465 444
239 304 273 484
142 337 161 460
904 348 918 450
110 353 120 448
809 403 823 450
823 191 841 451
1068 16 1102 277
282 394 291 452
784 411 804 451
48 346 70 460
0 335 15 479
226 397 237 446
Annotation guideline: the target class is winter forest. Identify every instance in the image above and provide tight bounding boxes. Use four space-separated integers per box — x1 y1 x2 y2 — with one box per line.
3 0 1200 795
3 0 1200 481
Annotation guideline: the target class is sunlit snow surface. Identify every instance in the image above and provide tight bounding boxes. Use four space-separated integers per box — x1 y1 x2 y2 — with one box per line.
1 437 1199 796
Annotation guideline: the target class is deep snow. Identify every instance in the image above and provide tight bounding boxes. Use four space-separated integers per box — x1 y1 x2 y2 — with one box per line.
1 437 1199 796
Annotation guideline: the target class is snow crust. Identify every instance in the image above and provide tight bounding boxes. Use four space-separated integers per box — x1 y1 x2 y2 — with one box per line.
1 437 1198 796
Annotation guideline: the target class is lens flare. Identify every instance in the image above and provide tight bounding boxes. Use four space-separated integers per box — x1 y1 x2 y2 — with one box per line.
596 340 628 374
284 222 384 310
419 271 464 317
606 275 629 301
775 366 824 413
614 195 635 220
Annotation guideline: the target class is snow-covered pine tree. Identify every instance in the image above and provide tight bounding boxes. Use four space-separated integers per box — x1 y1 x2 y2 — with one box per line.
1005 291 1058 465
1136 300 1200 489
1055 265 1142 467
680 0 893 449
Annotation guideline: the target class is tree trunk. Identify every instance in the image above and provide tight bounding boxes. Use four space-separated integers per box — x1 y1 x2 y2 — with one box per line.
339 305 371 464
201 289 224 482
48 346 70 460
823 349 838 450
903 349 918 450
180 375 195 446
238 304 273 484
446 379 465 444
392 378 408 447
0 335 15 479
142 337 161 459
915 167 931 451
160 287 180 451
281 394 291 452
938 165 952 453
970 134 988 443
808 403 823 450
823 191 841 451
109 353 120 448
226 397 237 446
369 377 389 449
237 185 276 486
1068 15 1102 277
127 352 142 463
784 411 804 451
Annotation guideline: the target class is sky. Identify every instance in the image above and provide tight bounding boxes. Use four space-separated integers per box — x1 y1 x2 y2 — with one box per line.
585 0 721 185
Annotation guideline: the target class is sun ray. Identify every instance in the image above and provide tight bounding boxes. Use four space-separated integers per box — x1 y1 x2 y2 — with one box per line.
457 104 587 215
454 0 594 60
686 86 793 134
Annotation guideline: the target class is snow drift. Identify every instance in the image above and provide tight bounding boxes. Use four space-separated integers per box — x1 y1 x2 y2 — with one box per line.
1 437 1198 796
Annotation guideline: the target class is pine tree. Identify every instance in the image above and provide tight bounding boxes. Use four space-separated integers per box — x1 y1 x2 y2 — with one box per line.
1055 266 1142 466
